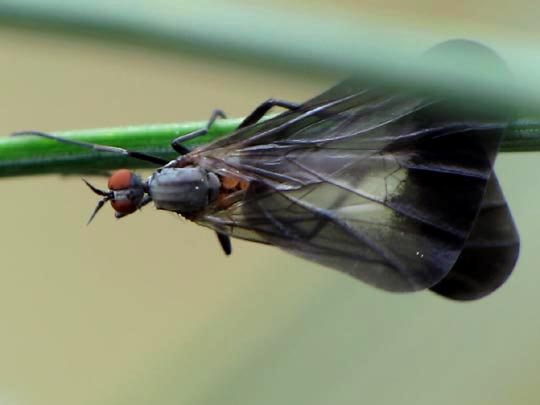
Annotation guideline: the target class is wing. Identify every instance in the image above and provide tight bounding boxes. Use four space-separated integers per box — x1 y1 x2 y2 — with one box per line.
190 40 516 294
429 172 520 300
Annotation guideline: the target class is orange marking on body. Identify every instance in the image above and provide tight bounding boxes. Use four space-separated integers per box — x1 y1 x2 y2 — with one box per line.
239 180 250 191
216 192 234 209
221 175 240 190
215 175 252 210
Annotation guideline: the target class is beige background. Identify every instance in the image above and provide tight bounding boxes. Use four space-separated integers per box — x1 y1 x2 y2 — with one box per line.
0 2 539 404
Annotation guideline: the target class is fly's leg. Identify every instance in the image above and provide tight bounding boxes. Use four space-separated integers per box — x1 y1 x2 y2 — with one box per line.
172 100 299 255
221 98 301 253
170 109 235 255
216 231 232 256
171 99 300 154
12 131 168 165
171 109 227 154
238 99 300 128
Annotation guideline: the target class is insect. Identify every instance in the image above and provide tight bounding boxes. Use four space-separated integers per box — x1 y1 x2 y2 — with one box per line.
16 40 519 300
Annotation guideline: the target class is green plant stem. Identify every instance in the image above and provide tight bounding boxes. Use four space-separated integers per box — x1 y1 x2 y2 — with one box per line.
2 1 540 116
0 117 538 178
0 119 244 177
504 120 540 152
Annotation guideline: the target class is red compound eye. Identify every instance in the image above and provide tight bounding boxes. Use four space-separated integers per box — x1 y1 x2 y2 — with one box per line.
111 200 138 214
106 169 145 216
108 169 133 190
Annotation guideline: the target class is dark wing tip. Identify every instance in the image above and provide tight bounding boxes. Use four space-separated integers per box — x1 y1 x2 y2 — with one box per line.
430 173 520 300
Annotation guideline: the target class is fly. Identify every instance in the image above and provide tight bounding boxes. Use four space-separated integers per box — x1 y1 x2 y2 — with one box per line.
14 40 520 300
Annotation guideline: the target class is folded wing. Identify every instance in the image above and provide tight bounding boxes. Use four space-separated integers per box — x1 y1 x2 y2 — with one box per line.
192 40 518 297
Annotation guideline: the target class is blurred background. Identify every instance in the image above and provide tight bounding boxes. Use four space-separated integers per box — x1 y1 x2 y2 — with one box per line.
0 1 539 404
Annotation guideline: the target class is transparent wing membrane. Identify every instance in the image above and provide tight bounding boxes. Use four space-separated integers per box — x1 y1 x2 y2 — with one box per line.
192 40 518 298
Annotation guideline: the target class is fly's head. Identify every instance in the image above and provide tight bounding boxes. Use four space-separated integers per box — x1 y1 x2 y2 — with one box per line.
83 167 222 223
83 169 147 224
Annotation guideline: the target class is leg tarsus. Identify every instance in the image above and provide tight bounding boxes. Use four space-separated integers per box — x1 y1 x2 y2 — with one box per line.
171 109 226 154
